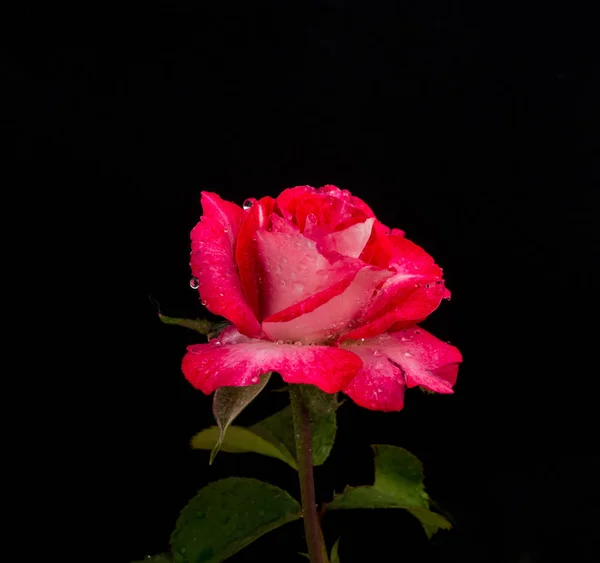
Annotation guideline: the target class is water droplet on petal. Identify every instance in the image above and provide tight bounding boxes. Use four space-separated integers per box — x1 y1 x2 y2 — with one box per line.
243 199 254 210
190 277 199 289
294 341 303 346
404 352 412 357
223 227 229 233
201 299 207 306
293 281 305 292
251 376 259 383
214 341 221 346
415 329 421 334
276 340 284 345
373 350 382 356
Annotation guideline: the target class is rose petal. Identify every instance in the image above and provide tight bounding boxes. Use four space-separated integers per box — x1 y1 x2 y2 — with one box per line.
341 343 406 411
270 213 300 234
191 196 261 338
343 235 446 340
262 266 392 343
340 282 447 341
345 327 462 394
275 186 316 221
255 230 363 318
359 220 396 267
316 186 376 218
319 217 375 258
235 196 277 320
199 191 246 238
295 194 369 234
182 326 363 394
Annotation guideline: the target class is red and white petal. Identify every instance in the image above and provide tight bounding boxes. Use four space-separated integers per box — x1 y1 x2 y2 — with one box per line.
341 343 406 411
319 217 375 258
343 237 446 340
235 196 277 320
346 328 462 394
340 282 447 342
262 266 392 344
255 230 364 318
191 217 261 339
199 192 246 239
181 326 363 394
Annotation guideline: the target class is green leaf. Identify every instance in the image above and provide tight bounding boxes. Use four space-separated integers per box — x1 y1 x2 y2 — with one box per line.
210 373 271 463
191 425 297 469
158 314 213 335
170 477 302 563
326 445 452 538
330 538 341 563
131 555 172 563
191 386 338 468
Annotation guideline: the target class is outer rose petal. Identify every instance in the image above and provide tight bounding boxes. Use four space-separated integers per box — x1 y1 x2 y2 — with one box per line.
199 191 246 237
191 196 261 338
235 196 276 320
182 326 363 394
341 343 406 411
262 266 392 343
381 328 462 392
343 328 462 405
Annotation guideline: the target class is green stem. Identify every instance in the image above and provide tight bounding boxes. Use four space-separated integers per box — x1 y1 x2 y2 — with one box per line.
290 386 329 563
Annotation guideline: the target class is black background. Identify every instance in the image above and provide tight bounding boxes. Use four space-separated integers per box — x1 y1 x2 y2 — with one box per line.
6 3 598 562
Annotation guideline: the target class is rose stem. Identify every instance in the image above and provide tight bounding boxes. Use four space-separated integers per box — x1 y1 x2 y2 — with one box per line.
290 386 328 563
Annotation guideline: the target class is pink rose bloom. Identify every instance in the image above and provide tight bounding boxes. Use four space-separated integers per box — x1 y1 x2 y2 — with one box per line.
182 185 462 411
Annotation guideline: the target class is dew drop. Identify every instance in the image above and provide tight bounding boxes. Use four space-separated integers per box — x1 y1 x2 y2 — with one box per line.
276 340 284 345
294 341 303 346
223 227 229 233
201 299 207 306
415 329 421 334
243 198 254 210
293 281 305 292
189 277 199 289
214 341 221 346
251 376 259 383
404 352 412 357
373 350 382 356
